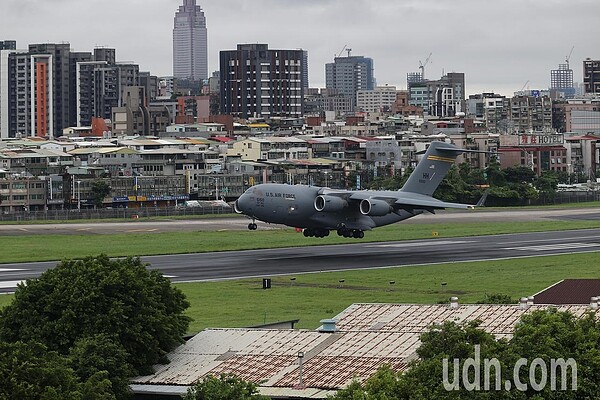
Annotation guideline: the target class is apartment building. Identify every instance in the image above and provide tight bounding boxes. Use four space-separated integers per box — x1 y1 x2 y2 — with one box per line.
356 86 397 113
219 44 307 119
326 55 375 111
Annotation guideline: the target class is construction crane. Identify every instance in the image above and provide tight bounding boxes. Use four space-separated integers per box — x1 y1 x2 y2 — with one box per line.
419 53 432 80
520 80 530 92
336 45 352 58
565 45 575 69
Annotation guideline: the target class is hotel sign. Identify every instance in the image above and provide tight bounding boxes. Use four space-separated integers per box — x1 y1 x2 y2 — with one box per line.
518 134 564 146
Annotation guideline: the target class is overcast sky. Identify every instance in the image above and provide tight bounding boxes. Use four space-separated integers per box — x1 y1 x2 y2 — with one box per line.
2 0 598 96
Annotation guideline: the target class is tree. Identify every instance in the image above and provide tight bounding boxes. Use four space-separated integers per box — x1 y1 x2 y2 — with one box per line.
333 310 598 399
90 180 111 208
0 255 191 377
69 334 134 399
0 341 114 400
183 374 269 400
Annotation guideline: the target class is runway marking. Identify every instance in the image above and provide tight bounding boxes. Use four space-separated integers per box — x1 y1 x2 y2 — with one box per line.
124 229 159 233
18 228 29 232
498 235 600 245
368 240 472 248
504 243 600 251
163 275 178 278
0 268 26 272
0 280 23 289
76 228 91 231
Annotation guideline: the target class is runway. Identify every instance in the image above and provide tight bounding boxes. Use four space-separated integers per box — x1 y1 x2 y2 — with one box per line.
0 207 599 236
1 228 600 293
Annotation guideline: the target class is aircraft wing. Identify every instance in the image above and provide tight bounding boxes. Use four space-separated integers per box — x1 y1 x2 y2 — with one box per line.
320 189 475 214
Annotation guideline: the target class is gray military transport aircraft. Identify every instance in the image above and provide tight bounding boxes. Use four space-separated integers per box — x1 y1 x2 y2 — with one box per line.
234 141 486 238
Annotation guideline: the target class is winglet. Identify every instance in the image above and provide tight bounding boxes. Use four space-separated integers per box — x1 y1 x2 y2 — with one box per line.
475 189 490 207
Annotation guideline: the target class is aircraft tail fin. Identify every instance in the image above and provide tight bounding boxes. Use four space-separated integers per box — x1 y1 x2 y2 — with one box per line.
400 141 466 196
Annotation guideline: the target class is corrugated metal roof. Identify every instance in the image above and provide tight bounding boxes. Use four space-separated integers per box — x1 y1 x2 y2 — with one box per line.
132 303 598 397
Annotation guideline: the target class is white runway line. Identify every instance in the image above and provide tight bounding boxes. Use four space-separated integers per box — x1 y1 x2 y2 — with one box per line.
504 243 600 252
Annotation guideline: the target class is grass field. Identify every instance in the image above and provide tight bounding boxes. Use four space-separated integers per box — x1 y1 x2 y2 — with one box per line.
178 251 600 332
2 215 600 333
2 219 600 263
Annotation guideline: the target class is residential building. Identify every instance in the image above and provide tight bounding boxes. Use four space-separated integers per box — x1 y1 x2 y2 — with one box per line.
0 41 16 51
583 58 600 94
427 72 465 117
550 63 575 99
111 87 171 136
509 92 553 133
219 44 306 119
466 93 509 133
356 86 397 113
552 98 600 134
326 55 375 111
173 0 208 81
564 134 600 178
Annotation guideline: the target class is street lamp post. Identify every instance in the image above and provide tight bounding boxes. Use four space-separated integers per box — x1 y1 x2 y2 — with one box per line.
76 180 81 211
214 178 219 201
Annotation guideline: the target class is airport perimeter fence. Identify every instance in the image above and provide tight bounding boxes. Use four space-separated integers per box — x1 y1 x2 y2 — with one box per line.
0 192 598 223
538 191 600 205
0 205 233 222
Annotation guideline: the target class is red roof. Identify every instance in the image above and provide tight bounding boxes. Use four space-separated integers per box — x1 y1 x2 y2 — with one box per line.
534 279 600 305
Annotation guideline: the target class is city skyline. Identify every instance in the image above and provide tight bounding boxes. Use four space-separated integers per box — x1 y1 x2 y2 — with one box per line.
2 0 599 96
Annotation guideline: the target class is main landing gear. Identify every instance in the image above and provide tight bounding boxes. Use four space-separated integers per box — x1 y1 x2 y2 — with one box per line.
247 219 257 230
303 228 330 238
337 228 364 239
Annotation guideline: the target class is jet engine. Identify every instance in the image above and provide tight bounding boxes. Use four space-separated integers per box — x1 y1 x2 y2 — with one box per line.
314 195 348 212
360 198 392 216
233 199 243 214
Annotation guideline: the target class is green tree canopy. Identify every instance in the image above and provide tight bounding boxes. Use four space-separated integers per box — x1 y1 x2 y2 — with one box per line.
183 374 269 400
90 180 111 208
0 255 191 376
0 341 114 400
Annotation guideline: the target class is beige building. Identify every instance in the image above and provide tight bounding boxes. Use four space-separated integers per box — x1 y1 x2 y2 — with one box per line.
227 137 309 162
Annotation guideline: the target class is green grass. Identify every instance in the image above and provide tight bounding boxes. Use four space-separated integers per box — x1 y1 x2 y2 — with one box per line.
178 251 600 332
2 219 600 263
2 215 600 333
2 247 599 333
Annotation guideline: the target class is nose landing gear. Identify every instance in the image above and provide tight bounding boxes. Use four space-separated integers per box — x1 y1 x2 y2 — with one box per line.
247 219 257 230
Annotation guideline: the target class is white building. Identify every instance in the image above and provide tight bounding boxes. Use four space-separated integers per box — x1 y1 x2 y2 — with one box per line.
356 86 397 113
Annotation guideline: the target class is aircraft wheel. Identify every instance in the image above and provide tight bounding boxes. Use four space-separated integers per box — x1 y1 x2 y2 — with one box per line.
352 230 361 238
337 229 344 236
248 223 257 230
303 229 311 237
357 230 365 239
324 230 330 237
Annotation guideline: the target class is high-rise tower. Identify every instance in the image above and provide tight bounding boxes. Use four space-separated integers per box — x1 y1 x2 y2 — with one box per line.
173 0 208 81
325 55 375 111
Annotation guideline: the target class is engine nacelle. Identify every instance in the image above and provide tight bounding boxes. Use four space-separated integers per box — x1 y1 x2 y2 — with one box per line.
314 195 348 212
360 198 392 216
233 199 243 214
